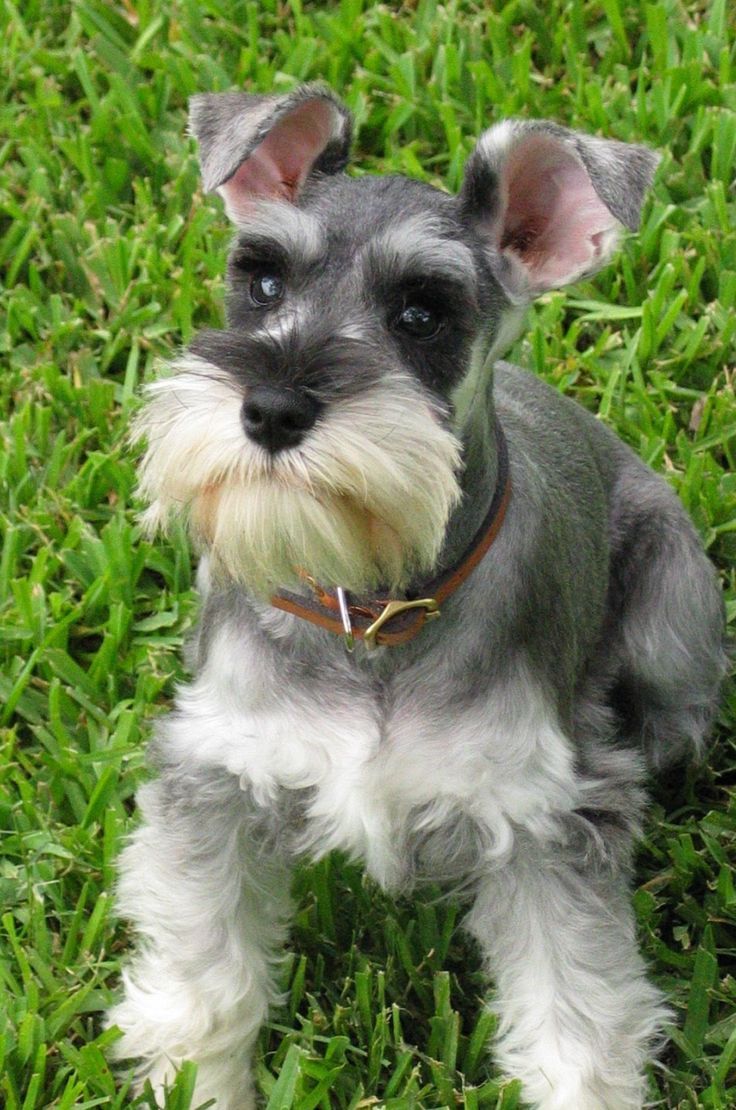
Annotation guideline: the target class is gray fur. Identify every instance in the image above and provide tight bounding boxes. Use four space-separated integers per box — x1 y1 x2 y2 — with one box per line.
111 84 728 1110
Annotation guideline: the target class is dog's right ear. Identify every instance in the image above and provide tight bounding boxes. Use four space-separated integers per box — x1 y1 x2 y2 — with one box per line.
189 84 352 221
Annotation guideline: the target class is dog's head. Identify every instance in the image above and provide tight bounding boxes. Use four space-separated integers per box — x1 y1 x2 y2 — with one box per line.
135 84 657 597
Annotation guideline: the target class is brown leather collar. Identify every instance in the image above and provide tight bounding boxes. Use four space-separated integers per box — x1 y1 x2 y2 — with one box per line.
271 422 511 650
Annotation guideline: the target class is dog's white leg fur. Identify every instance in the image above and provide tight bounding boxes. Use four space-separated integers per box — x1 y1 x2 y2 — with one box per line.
109 773 291 1109
466 849 668 1110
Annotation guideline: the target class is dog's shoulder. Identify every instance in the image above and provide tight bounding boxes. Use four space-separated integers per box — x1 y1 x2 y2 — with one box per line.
493 358 663 503
494 359 615 450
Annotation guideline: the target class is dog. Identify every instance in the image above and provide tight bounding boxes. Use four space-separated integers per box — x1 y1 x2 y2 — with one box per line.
109 84 727 1109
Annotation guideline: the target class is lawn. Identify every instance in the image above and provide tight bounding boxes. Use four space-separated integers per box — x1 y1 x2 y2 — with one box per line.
1 1 735 1107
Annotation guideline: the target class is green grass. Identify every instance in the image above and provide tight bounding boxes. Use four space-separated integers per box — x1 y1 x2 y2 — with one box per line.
1 0 734 1106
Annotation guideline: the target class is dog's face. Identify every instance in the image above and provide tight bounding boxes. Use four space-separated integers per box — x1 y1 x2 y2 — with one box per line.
135 85 657 597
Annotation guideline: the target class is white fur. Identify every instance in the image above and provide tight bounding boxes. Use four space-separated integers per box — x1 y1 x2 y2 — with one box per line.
109 773 290 1110
367 213 478 290
133 354 462 595
112 626 663 1108
168 635 579 884
228 199 325 259
467 862 668 1110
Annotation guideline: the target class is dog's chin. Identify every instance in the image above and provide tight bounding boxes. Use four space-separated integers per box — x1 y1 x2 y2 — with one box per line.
186 478 443 597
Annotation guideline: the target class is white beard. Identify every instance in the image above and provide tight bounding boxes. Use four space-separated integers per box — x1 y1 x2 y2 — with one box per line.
133 355 463 596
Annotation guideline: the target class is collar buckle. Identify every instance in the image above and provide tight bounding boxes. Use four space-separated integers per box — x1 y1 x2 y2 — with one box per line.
363 597 440 650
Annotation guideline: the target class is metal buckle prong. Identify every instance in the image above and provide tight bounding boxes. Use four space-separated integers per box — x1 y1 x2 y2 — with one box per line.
363 597 440 650
335 587 354 652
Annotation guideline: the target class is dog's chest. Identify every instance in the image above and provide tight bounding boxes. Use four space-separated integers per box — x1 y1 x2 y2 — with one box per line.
173 626 578 888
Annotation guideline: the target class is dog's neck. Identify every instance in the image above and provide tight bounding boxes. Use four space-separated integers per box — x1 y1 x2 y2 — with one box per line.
434 370 500 577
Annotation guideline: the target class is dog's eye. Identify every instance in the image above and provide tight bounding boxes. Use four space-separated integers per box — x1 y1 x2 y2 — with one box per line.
250 273 285 307
395 303 441 340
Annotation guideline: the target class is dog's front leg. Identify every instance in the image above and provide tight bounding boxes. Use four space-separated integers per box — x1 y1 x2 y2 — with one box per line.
109 767 291 1109
466 837 668 1110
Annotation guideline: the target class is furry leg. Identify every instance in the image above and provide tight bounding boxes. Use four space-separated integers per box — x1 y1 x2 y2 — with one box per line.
108 770 291 1109
466 839 668 1110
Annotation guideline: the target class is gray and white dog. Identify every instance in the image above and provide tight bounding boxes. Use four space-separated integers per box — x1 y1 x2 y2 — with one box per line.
110 84 727 1109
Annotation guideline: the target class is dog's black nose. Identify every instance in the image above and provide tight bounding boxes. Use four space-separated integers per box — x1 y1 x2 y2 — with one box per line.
241 386 321 452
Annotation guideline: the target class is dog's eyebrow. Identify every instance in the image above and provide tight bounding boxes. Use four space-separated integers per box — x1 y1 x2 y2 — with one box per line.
232 202 326 266
364 214 478 293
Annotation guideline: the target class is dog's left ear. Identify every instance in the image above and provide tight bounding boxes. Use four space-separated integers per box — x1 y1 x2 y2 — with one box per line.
189 83 352 221
459 121 659 299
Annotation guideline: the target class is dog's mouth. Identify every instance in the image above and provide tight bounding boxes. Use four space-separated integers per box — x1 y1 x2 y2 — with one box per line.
134 356 463 596
185 477 414 596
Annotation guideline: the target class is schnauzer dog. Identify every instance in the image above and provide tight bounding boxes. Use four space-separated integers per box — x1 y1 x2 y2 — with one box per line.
110 84 726 1109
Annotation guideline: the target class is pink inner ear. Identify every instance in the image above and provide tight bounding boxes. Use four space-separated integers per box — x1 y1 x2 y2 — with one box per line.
222 100 335 217
500 134 618 290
